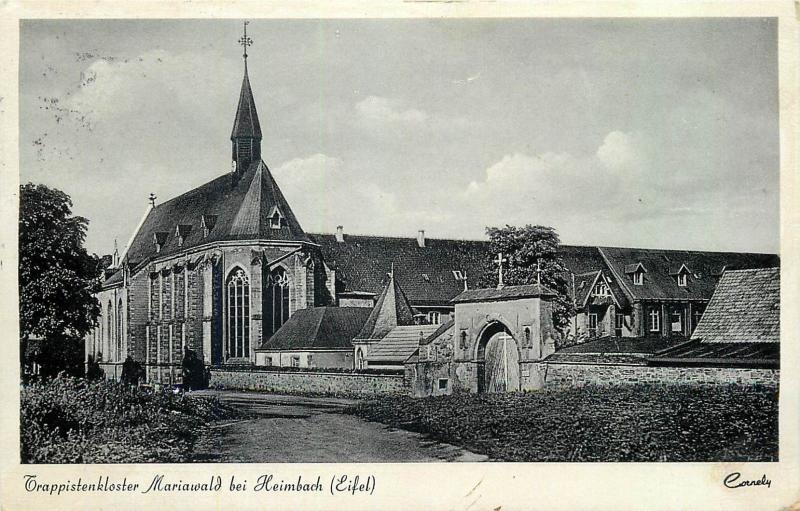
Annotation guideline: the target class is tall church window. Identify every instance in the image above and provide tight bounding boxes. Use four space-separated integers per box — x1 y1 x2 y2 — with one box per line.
264 267 291 337
106 301 113 360
226 267 250 359
116 298 123 361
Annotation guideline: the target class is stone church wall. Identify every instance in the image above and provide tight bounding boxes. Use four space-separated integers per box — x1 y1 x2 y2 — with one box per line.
539 362 779 388
209 367 405 395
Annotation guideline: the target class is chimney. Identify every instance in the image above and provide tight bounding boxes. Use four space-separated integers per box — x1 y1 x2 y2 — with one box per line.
417 229 426 248
335 225 345 243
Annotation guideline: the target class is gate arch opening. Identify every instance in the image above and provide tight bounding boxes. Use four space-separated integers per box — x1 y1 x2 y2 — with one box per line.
475 321 521 393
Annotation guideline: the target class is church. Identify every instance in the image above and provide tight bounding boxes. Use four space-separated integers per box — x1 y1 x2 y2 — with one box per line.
85 32 779 387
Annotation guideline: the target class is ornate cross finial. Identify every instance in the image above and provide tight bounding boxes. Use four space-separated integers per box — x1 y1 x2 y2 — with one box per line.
536 259 542 287
238 20 253 60
495 252 508 289
148 193 157 207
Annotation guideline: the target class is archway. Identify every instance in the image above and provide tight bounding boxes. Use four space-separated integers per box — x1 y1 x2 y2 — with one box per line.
475 321 520 393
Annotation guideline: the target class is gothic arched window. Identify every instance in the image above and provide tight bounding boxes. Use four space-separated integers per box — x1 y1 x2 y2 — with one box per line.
106 301 113 360
116 298 123 361
264 267 291 337
226 267 251 359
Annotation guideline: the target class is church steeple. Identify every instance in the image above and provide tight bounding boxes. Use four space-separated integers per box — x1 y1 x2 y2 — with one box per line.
231 21 262 171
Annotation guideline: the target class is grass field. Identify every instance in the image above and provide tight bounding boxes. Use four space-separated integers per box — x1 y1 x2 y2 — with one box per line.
352 385 778 462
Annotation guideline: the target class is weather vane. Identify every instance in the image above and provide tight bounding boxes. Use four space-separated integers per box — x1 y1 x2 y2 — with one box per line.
238 20 253 59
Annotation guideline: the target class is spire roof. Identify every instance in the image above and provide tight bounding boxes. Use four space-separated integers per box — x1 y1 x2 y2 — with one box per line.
353 273 415 342
231 63 262 140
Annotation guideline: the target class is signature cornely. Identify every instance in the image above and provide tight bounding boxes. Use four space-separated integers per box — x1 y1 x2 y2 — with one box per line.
724 473 772 489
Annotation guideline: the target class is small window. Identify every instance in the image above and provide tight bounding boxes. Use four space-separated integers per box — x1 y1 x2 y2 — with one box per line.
671 310 683 332
264 356 272 366
459 331 467 349
427 311 440 325
291 356 300 367
615 313 624 330
452 270 464 280
588 313 598 334
270 212 282 229
524 327 531 348
307 354 313 365
649 308 660 332
593 281 609 296
633 271 644 286
677 273 688 287
438 378 449 390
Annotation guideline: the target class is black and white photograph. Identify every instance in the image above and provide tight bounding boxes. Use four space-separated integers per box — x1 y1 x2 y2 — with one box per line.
3 4 799 510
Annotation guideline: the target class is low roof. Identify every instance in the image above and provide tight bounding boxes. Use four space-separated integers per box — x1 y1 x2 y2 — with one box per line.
452 283 555 304
353 274 415 342
257 306 371 351
691 267 780 344
649 339 779 368
367 324 441 363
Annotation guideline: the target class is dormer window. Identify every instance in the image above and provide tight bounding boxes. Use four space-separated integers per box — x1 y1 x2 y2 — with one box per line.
593 281 610 296
452 270 464 280
153 232 168 254
625 262 646 286
633 271 644 286
267 206 284 229
677 273 688 287
669 263 691 287
175 224 192 248
200 214 217 239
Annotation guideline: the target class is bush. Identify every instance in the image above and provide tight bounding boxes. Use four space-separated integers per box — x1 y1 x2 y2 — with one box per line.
21 374 240 463
352 385 778 462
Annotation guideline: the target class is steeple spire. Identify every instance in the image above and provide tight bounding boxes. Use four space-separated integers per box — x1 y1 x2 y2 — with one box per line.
231 21 262 172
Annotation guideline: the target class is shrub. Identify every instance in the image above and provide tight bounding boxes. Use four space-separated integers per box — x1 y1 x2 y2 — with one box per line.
352 385 778 462
21 374 239 463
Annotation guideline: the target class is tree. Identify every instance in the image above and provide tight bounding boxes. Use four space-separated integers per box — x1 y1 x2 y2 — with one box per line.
480 225 575 335
19 183 101 377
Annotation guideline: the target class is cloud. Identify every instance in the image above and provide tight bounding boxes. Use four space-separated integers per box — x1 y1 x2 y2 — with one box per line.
596 131 640 170
355 95 428 127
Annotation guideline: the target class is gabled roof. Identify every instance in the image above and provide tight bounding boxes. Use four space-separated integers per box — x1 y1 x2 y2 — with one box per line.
691 267 780 344
366 324 442 363
599 246 779 302
123 160 310 267
309 234 603 306
256 306 371 351
451 283 555 304
230 63 262 140
576 271 626 309
353 273 415 341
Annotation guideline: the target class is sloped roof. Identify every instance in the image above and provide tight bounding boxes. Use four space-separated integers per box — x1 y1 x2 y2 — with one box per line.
572 270 628 309
599 246 779 302
123 160 310 267
257 306 371 351
649 340 779 368
690 267 780 344
353 273 415 341
367 324 442 363
419 319 455 346
452 283 556 303
230 63 262 140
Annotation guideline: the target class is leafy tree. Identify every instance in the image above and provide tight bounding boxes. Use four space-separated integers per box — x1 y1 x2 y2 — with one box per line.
480 225 575 334
19 183 101 377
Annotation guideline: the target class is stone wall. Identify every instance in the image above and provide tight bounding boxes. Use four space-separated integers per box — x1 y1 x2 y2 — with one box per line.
210 367 405 395
540 362 779 388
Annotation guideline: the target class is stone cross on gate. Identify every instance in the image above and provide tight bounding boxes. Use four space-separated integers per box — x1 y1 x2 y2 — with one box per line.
495 252 508 289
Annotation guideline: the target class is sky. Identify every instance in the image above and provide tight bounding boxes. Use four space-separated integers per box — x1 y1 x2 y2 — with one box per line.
19 18 779 256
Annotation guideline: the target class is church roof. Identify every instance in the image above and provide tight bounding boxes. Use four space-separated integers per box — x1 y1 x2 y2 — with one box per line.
598 246 778 302
256 306 371 351
124 160 310 267
230 63 262 140
690 267 780 344
353 273 415 342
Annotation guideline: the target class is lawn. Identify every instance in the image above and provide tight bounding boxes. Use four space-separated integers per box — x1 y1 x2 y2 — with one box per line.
21 375 242 463
351 385 778 462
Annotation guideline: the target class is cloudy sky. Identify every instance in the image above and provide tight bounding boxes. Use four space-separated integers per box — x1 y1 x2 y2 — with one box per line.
20 18 779 255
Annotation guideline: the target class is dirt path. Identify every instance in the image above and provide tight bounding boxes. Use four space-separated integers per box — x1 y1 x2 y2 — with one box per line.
191 391 488 463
